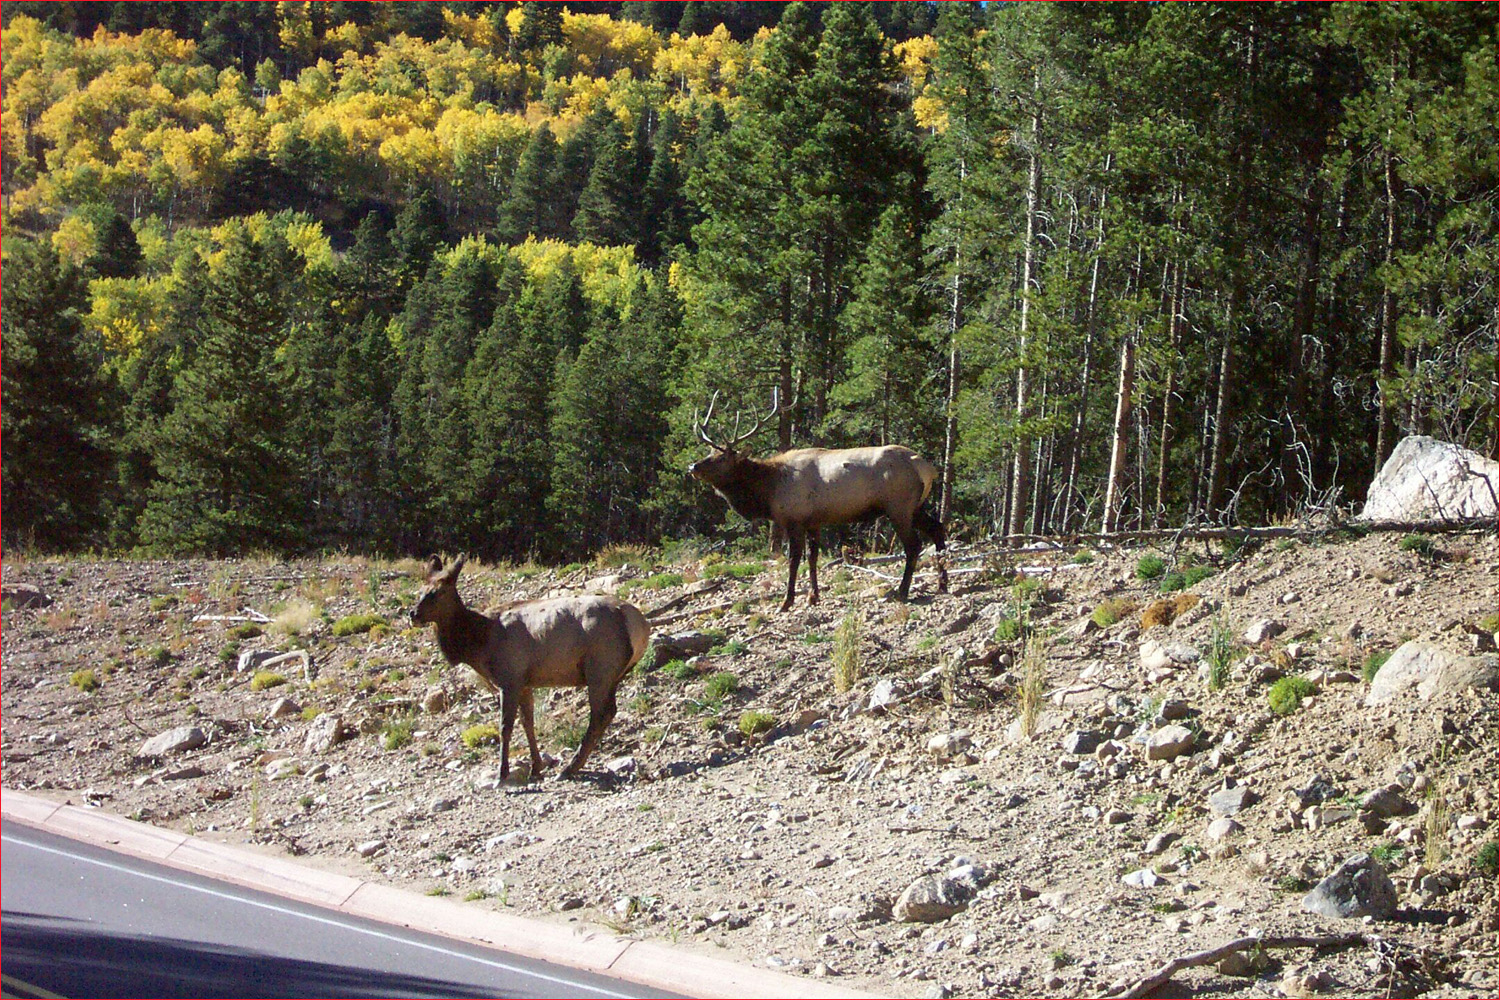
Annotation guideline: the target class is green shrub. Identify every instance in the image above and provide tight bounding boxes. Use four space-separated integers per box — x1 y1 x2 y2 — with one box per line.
219 641 241 665
1399 533 1436 557
149 595 177 612
147 646 172 667
710 639 748 657
1158 572 1187 593
1206 615 1235 691
738 710 775 737
1362 650 1391 683
1091 598 1135 628
461 723 500 748
1479 613 1499 634
382 715 415 751
300 705 322 721
1476 840 1498 877
251 671 287 691
638 572 685 591
1268 675 1317 715
1069 551 1094 565
1013 575 1045 608
709 561 764 580
70 668 100 693
703 672 740 701
993 618 1023 642
553 720 586 750
332 613 386 637
1371 841 1407 867
801 631 831 644
1183 565 1216 587
1135 554 1166 580
662 659 695 680
229 623 264 640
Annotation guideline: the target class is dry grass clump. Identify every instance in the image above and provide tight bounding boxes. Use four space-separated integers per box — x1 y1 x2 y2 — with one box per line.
832 612 862 693
1018 636 1048 739
272 598 319 636
1140 592 1200 629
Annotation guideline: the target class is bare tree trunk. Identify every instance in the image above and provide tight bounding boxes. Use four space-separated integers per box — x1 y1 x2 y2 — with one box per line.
1153 262 1185 525
1205 293 1239 520
1007 81 1043 541
1374 138 1399 472
1103 333 1136 535
939 159 967 524
1063 169 1109 531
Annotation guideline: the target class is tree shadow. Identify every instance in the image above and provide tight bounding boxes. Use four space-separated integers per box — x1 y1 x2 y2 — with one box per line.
0 916 509 998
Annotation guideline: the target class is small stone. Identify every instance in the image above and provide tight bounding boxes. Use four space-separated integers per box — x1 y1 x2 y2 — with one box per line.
927 731 972 757
1281 591 1301 605
1105 808 1132 825
2 583 51 609
1143 831 1180 856
1095 739 1126 760
1244 619 1286 644
1217 949 1267 978
1156 698 1190 721
355 839 385 858
265 758 301 780
265 697 301 722
1343 621 1364 639
1205 817 1243 842
1360 785 1414 818
1146 725 1196 761
1456 814 1483 831
1122 868 1160 889
894 876 968 923
304 712 351 754
139 726 207 757
1061 730 1102 755
867 678 900 712
556 896 585 912
430 796 458 813
1301 854 1398 920
1209 785 1257 816
421 685 449 713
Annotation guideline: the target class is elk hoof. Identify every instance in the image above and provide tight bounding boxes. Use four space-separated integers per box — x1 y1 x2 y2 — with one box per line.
809 593 820 606
779 599 794 612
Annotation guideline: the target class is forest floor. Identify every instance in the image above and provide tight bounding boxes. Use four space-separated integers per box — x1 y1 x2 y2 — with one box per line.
3 528 1497 998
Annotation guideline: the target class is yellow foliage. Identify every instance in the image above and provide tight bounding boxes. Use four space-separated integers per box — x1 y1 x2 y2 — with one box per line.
913 93 949 132
510 238 642 312
653 24 748 99
895 36 938 93
443 11 502 51
51 215 97 268
88 276 170 353
563 12 661 78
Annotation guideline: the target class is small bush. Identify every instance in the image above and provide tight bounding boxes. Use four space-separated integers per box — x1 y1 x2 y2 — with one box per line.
993 618 1023 642
1479 613 1500 634
1157 572 1187 593
738 710 775 737
596 543 652 568
1362 649 1391 683
709 561 764 581
1140 599 1178 629
251 671 288 691
149 595 178 612
832 612 861 693
1018 637 1047 739
1371 842 1407 867
382 715 415 751
662 659 695 680
710 639 749 657
703 671 740 701
1206 615 1235 691
147 646 172 667
219 642 240 665
1069 550 1094 565
1183 565 1216 587
300 705 322 721
638 572 685 591
272 599 319 636
1267 675 1316 715
1476 840 1498 878
229 623 264 640
553 720 585 750
1091 597 1136 628
1399 533 1436 557
70 668 100 693
1135 554 1166 580
1013 575 1045 608
801 631 831 644
461 723 500 748
332 613 386 637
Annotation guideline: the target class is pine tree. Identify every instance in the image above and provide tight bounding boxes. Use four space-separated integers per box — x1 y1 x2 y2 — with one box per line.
0 239 115 549
137 225 301 554
639 105 689 265
497 123 563 243
390 190 448 298
573 112 638 246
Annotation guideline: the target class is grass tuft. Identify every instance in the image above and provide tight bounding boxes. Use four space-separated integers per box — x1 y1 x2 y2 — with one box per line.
832 612 862 693
1267 675 1316 715
332 613 386 637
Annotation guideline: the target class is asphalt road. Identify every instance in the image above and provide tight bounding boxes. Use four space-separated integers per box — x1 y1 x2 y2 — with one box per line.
1 825 681 999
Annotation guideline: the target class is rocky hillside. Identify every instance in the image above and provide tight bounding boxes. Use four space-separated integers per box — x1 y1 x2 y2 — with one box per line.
2 528 1497 998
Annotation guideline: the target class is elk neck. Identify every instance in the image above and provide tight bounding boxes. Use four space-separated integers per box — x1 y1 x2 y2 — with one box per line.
716 454 779 521
432 598 492 667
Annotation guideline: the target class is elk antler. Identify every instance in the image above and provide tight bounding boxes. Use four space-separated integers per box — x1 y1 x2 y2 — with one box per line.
694 390 724 449
725 387 779 449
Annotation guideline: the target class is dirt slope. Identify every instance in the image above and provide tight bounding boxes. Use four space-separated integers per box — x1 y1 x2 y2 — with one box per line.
3 529 1496 998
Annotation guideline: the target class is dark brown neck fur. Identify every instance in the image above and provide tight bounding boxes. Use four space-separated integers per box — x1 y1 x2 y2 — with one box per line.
432 598 493 667
714 455 780 521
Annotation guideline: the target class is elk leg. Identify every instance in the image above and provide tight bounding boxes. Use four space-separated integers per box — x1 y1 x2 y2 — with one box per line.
897 527 921 601
781 525 805 611
915 504 950 593
517 687 544 776
499 687 519 780
807 528 821 605
564 674 619 777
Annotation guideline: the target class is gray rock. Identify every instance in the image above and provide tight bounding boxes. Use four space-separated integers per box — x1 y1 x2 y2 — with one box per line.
303 712 351 754
1293 777 1340 808
1061 730 1102 755
1139 641 1201 672
1301 854 1398 920
421 685 449 713
355 839 385 857
1244 619 1286 644
139 726 207 757
1143 831 1180 856
1205 817 1243 842
1146 725 1196 761
1105 808 1132 825
867 678 901 711
1358 435 1499 522
583 573 623 593
265 697 301 722
2 583 52 609
1365 641 1499 706
1121 868 1160 889
1360 785 1414 818
927 731 972 757
894 876 968 923
1209 785 1257 816
654 631 718 660
430 797 458 813
1157 698 1191 721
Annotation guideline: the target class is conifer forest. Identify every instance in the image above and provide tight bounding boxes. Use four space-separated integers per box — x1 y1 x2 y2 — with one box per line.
3 1 1496 561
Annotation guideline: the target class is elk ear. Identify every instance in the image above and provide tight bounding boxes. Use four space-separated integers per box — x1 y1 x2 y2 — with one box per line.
425 554 444 578
442 554 466 583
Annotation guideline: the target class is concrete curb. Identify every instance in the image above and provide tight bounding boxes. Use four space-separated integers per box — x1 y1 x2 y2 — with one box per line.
2 788 880 999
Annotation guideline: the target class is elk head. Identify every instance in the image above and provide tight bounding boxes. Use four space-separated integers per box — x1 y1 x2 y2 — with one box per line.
412 554 465 625
688 389 779 487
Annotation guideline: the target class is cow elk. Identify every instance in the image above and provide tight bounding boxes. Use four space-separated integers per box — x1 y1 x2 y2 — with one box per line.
411 555 650 780
689 393 948 610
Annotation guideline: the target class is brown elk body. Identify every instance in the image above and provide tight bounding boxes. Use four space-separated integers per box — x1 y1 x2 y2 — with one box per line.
411 556 650 780
690 442 949 610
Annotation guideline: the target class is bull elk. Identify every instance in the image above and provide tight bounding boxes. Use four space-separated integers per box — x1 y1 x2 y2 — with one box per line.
411 555 650 780
689 393 948 610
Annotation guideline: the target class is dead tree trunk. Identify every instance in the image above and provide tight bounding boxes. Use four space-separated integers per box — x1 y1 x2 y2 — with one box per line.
1008 90 1043 541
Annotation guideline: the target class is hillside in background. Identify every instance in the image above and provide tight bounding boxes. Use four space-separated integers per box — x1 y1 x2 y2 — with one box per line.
2 2 1496 560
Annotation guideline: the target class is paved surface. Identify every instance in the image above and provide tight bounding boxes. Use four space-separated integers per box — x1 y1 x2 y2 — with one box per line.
0 790 880 999
2 826 680 998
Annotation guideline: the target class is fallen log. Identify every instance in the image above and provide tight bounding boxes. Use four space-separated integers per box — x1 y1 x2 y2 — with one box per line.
1106 931 1370 998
